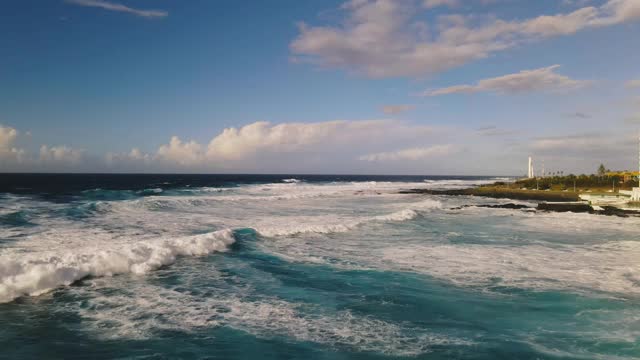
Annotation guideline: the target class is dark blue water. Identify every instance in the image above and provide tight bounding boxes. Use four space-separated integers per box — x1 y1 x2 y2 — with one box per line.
0 174 638 359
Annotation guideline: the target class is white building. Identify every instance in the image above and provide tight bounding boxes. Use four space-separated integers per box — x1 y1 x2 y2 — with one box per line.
633 134 640 202
528 157 534 178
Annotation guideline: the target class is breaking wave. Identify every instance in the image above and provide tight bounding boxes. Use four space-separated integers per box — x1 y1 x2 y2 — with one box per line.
0 229 236 304
256 200 440 237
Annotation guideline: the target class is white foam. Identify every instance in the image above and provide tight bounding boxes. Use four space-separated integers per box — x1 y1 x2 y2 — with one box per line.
0 229 235 303
255 200 440 237
372 209 419 222
71 282 472 356
381 240 640 296
516 210 640 234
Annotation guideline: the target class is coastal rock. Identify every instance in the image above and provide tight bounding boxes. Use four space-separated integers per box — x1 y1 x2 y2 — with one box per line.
536 203 593 213
450 204 532 210
401 188 580 202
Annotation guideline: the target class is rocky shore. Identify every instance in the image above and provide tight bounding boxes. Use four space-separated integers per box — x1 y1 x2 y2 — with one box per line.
447 203 640 218
403 186 640 217
400 187 580 202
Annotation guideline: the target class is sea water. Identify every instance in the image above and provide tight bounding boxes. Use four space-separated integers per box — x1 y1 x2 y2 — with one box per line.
0 174 638 359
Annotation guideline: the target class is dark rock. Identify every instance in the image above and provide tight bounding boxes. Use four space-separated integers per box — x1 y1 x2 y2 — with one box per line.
449 203 533 211
537 203 593 213
597 206 640 218
400 188 580 202
478 204 531 210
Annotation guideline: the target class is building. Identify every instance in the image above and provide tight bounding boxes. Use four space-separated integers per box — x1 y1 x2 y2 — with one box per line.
605 171 640 183
633 134 640 201
528 157 534 178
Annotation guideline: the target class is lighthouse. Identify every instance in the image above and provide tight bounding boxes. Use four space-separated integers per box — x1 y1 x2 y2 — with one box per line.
632 135 640 202
528 157 534 179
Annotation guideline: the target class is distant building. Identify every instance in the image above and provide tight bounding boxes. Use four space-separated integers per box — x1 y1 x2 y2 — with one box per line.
633 134 640 202
606 171 640 183
528 157 534 179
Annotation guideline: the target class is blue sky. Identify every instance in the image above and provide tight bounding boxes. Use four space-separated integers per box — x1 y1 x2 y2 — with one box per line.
1 0 640 174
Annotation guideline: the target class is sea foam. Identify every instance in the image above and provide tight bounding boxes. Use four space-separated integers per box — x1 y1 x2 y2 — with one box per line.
255 200 440 237
0 229 235 303
381 240 640 296
71 281 473 356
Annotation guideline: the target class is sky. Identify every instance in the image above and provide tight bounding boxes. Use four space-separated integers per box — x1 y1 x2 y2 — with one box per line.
1 0 640 175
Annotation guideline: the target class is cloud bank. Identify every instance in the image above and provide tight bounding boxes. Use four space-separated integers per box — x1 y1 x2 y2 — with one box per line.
290 0 640 78
99 120 447 172
0 126 25 164
0 125 85 171
3 120 638 175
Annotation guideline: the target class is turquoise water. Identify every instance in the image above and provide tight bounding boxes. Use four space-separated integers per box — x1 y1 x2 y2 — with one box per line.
0 175 638 359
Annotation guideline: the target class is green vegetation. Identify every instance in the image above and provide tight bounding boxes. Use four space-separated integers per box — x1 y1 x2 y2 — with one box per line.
597 164 607 177
515 164 638 192
471 186 580 201
514 174 637 192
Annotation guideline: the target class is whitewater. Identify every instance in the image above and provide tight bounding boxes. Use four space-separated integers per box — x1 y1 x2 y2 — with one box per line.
0 174 638 359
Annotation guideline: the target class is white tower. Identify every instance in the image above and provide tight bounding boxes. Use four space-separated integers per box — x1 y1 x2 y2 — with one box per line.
528 157 534 178
632 134 640 201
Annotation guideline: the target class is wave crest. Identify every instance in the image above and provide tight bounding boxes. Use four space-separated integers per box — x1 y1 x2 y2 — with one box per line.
0 229 235 303
256 200 440 237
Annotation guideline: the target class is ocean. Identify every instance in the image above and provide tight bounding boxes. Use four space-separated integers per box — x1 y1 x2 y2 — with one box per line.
0 174 638 359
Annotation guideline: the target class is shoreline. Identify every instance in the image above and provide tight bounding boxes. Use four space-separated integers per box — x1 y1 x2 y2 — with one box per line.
400 187 580 202
402 185 640 217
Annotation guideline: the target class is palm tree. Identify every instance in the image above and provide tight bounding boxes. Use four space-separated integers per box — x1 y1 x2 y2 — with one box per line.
597 164 606 177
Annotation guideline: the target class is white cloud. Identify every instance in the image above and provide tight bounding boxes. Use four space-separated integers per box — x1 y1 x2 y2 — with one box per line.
0 125 18 152
66 0 168 18
626 79 640 88
99 120 441 172
157 136 204 166
105 148 151 166
0 125 89 170
423 0 459 9
359 144 458 161
381 104 414 114
205 120 434 161
126 148 148 161
39 145 84 165
0 125 25 164
290 0 640 78
425 65 590 96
